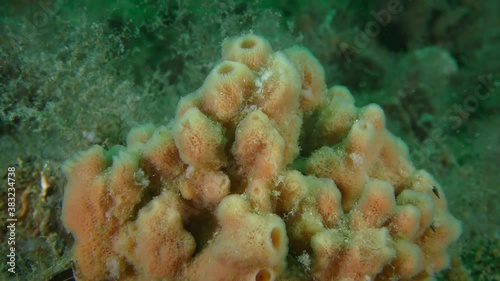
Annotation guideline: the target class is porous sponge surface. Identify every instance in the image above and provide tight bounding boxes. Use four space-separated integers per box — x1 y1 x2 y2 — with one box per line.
62 34 461 281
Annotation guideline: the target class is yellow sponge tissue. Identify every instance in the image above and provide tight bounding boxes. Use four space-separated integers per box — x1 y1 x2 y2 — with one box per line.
61 34 462 281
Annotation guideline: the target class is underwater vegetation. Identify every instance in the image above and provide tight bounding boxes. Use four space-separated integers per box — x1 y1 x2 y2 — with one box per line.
0 0 498 280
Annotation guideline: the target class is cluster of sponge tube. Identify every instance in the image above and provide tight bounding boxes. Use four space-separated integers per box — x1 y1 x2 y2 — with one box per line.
62 34 461 281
